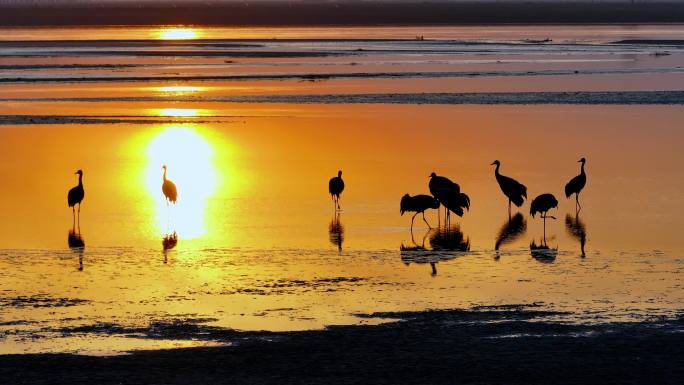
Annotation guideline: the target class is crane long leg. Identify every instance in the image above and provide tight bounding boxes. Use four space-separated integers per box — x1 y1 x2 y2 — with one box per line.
576 193 582 213
422 212 432 229
410 212 418 231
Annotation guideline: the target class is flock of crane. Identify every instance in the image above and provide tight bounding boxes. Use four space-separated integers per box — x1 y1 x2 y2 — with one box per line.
329 158 588 234
67 158 586 242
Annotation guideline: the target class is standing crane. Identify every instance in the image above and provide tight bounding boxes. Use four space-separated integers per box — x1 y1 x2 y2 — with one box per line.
491 160 527 218
565 157 587 213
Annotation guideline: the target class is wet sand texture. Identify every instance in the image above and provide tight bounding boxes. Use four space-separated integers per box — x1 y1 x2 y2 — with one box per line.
1 307 682 385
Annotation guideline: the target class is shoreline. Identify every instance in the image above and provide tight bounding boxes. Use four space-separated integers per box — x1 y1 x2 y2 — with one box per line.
1 306 683 384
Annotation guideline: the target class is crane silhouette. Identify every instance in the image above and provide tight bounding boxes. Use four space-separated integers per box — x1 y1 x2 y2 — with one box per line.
67 169 85 226
328 170 344 210
162 165 178 205
530 193 558 238
428 172 467 225
565 157 587 213
438 188 470 227
491 160 527 218
400 193 440 231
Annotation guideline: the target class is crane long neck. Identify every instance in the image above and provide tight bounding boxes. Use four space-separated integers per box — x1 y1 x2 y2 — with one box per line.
494 163 500 176
163 168 167 181
580 162 585 175
78 173 83 186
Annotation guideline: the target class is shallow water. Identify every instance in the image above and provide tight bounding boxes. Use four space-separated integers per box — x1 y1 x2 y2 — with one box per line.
0 25 683 355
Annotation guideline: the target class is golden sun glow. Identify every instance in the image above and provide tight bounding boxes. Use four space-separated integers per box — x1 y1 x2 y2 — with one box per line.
157 108 200 117
158 86 203 93
145 126 217 239
159 28 199 40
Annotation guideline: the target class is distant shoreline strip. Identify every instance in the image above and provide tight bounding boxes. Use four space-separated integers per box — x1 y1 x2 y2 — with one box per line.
1 92 684 112
2 68 684 83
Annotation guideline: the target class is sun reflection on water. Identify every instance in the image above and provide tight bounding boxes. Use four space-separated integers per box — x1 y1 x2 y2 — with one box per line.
157 28 199 40
145 126 217 239
156 108 200 117
157 86 204 94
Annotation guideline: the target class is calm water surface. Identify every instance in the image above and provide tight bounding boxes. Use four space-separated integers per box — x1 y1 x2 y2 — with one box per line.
0 25 683 355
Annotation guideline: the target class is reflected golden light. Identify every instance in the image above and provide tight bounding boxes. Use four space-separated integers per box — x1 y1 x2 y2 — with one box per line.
158 86 203 93
145 126 217 239
158 108 199 117
159 28 198 40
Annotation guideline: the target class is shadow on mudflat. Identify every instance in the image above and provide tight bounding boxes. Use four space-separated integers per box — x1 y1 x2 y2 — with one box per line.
1 305 683 385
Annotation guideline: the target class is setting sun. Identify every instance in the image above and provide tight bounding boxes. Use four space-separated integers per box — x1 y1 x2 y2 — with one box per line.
158 28 198 40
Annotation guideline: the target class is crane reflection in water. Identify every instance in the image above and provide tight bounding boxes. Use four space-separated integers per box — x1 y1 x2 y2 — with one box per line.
67 226 85 271
328 213 345 252
565 214 588 258
401 225 469 276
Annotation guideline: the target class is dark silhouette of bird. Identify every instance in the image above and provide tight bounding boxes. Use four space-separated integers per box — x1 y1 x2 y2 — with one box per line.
400 194 440 231
162 165 178 204
328 170 344 210
429 172 460 196
530 193 558 237
438 188 470 226
565 157 587 213
495 213 527 252
565 214 587 258
67 169 85 225
491 160 527 218
428 172 468 225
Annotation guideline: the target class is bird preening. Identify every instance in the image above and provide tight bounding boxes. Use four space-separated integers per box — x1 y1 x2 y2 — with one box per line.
428 172 470 226
491 160 527 218
565 157 587 213
162 165 178 205
400 194 440 231
329 170 345 211
530 193 558 237
67 169 85 226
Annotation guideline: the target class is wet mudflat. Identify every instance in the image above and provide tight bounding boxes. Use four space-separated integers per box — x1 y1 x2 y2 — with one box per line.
1 25 683 358
1 306 683 385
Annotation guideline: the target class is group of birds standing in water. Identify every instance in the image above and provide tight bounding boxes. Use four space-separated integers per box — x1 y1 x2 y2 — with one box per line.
329 158 587 231
65 157 586 270
329 158 588 271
